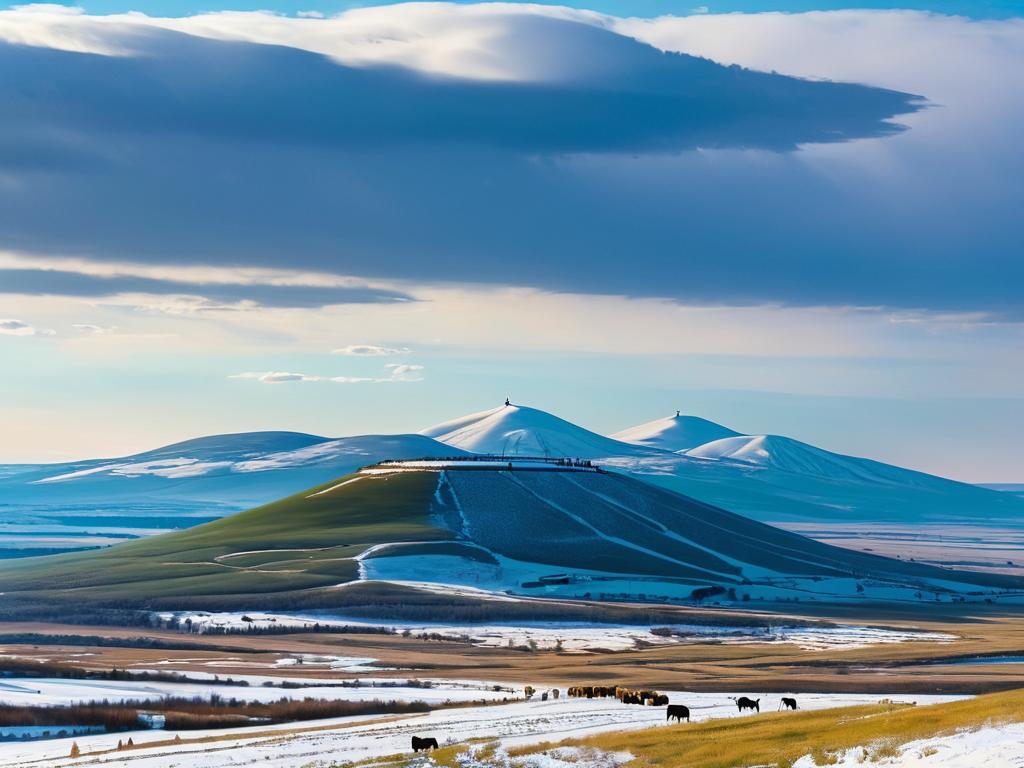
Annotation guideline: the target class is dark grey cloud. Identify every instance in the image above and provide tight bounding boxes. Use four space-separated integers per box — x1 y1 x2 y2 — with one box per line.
0 23 918 158
0 15 1017 318
0 269 411 307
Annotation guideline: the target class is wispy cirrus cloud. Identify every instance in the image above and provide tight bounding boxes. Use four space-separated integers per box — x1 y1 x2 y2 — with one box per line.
230 364 423 384
72 323 118 334
332 344 410 356
0 264 412 311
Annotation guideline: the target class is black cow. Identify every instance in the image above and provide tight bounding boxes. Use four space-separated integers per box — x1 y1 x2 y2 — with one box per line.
411 736 439 752
780 697 798 711
735 697 760 713
666 704 690 723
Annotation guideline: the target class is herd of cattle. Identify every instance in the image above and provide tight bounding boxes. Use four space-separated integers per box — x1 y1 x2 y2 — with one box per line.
566 685 670 707
410 686 800 752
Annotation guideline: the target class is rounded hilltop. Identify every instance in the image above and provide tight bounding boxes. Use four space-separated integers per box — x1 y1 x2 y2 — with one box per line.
611 412 741 453
419 400 652 459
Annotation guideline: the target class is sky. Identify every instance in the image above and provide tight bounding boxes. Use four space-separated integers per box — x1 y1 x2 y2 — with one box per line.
0 1 1021 482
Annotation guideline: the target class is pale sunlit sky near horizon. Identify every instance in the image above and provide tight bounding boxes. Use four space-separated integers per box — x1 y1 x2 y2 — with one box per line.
0 1 1022 482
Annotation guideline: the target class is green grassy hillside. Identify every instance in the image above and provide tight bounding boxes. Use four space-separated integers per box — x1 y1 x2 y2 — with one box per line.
0 470 447 608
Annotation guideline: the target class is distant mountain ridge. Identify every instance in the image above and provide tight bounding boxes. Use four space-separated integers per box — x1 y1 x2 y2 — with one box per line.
3 402 1023 562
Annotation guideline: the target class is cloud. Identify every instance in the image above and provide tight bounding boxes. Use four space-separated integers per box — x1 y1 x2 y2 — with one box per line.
0 6 1016 318
384 363 424 381
72 323 118 334
332 344 410 356
0 318 54 336
230 371 325 383
0 265 412 310
230 364 423 384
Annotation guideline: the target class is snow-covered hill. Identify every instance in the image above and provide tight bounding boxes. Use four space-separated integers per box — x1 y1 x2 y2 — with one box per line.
682 433 954 488
611 413 740 452
4 403 1024 563
420 403 651 459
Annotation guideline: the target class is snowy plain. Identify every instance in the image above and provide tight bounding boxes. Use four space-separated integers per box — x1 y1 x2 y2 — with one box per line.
167 610 955 652
0 687 963 768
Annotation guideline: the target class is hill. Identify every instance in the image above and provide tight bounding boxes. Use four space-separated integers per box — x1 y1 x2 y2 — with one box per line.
683 433 960 488
611 413 741 452
1 462 1020 619
420 404 650 459
0 432 465 559
5 404 1024 565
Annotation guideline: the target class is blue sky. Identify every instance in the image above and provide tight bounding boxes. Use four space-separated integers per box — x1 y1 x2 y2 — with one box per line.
0 2 1022 481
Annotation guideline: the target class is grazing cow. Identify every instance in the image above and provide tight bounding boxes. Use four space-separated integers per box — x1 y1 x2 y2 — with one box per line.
666 704 690 723
552 689 560 699
780 697 798 711
411 736 439 752
735 697 760 713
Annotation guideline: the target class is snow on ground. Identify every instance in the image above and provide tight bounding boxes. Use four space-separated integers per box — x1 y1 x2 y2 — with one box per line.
792 721 1024 767
0 689 962 768
0 677 512 708
167 611 954 652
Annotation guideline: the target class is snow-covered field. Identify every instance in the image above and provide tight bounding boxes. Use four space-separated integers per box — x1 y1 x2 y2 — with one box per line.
0 676 511 708
0 688 962 768
169 610 955 652
792 722 1024 767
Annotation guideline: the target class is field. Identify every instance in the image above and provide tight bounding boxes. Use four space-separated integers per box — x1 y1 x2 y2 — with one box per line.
8 599 1024 693
5 601 1024 765
495 688 1024 768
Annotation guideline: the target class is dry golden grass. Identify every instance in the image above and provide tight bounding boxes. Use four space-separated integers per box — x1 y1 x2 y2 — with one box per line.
507 688 1024 768
8 609 1024 698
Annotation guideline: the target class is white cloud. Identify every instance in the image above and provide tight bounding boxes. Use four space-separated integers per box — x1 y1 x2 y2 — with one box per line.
0 318 53 336
230 364 423 384
384 363 424 382
230 371 322 383
332 344 409 356
296 10 324 19
0 3 609 82
72 323 118 334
